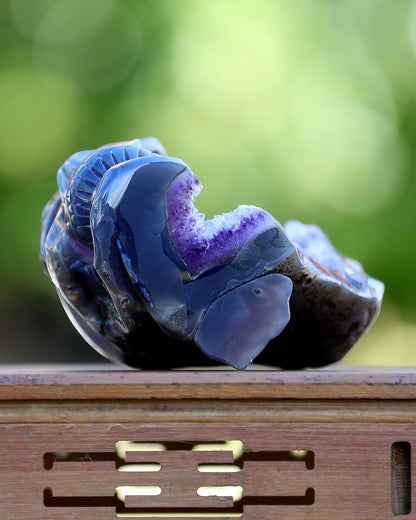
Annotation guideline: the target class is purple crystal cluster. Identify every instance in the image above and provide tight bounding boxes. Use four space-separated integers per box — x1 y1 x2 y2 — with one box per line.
40 138 384 369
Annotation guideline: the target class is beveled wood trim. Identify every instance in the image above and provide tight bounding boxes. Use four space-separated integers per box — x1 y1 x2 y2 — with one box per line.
0 368 414 400
0 399 415 423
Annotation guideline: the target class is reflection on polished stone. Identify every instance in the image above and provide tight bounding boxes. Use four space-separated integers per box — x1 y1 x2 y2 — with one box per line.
40 139 384 369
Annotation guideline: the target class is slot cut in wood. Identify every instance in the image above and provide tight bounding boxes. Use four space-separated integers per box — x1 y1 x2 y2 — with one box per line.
391 441 411 516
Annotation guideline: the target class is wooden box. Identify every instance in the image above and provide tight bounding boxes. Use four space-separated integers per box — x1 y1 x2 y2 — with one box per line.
0 367 415 519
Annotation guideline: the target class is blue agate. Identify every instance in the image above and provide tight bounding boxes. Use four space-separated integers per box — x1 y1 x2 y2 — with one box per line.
40 138 384 369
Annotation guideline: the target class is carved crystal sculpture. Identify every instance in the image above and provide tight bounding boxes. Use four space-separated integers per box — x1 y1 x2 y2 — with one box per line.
40 138 384 369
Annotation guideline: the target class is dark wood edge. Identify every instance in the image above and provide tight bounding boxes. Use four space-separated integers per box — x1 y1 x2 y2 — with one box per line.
0 368 415 400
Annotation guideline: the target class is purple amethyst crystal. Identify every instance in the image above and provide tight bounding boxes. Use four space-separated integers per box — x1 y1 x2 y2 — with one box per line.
166 168 278 278
40 138 384 369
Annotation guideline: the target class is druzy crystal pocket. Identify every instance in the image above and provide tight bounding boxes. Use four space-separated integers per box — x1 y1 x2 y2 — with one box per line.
40 138 384 369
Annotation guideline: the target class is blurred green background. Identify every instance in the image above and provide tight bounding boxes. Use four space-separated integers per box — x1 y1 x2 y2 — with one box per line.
0 0 415 366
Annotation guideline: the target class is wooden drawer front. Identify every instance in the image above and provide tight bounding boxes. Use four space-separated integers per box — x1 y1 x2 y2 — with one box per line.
0 421 414 519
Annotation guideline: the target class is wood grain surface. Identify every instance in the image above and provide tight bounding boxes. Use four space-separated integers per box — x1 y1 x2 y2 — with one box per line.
0 367 414 519
0 366 414 399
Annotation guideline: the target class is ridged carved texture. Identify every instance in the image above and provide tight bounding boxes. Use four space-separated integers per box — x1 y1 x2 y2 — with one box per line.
40 138 384 369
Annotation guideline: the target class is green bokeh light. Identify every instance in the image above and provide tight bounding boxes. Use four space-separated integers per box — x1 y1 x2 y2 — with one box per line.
33 0 142 91
0 67 80 179
0 0 415 364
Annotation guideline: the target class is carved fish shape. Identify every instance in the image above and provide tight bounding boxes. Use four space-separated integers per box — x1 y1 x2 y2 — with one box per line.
40 139 384 369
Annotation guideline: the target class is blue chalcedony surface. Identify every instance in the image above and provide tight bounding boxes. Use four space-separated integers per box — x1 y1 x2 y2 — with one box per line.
40 138 384 369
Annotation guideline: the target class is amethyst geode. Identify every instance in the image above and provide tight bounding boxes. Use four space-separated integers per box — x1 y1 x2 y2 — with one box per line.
40 138 384 369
